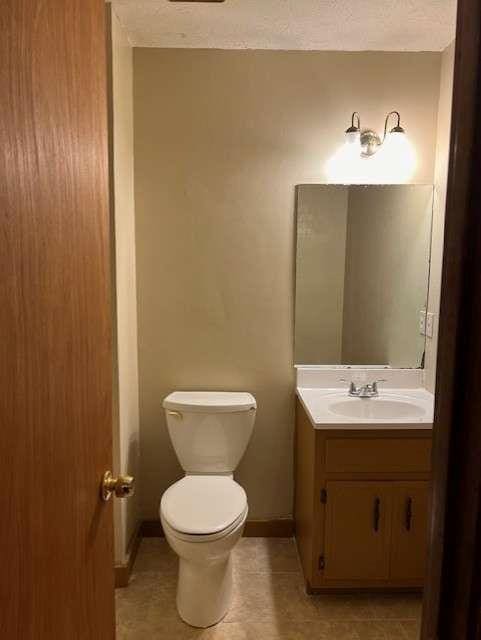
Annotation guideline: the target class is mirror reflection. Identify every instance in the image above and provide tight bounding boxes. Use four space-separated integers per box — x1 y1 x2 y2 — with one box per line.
295 185 433 367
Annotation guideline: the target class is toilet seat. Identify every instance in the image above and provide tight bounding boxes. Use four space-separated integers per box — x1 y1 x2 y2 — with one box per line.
161 475 247 538
162 506 248 543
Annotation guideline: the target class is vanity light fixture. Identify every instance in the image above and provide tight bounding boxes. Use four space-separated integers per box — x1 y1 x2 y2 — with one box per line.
345 111 407 158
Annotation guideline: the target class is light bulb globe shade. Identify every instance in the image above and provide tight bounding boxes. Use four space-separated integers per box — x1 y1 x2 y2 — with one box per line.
389 124 406 135
345 130 361 145
379 129 417 181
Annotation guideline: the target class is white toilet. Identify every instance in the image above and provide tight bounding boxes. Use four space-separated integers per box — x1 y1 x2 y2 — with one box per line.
160 391 256 628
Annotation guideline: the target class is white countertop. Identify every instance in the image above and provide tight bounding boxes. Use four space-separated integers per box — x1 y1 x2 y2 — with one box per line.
297 387 434 430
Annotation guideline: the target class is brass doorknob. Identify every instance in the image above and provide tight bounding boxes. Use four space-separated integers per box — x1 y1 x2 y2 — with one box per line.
101 471 135 501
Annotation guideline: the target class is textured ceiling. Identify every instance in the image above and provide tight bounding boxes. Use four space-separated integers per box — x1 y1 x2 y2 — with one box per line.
112 0 456 51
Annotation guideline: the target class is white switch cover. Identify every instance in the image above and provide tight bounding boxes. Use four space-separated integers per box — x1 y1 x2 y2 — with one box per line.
419 310 427 336
426 312 435 338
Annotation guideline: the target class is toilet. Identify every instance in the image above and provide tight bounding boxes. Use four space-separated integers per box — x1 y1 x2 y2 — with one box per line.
160 391 256 628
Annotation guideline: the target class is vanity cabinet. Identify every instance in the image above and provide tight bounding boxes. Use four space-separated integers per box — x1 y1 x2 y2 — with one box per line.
294 399 432 591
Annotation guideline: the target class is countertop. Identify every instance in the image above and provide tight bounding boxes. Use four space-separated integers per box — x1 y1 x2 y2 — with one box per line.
296 386 434 430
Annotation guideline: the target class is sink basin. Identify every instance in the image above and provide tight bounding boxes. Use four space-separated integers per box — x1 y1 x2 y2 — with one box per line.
296 384 434 428
328 397 426 420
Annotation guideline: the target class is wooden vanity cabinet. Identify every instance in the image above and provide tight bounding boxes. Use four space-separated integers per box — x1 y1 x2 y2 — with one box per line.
294 399 432 591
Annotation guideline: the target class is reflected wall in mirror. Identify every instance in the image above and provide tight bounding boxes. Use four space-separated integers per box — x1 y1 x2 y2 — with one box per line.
295 185 433 367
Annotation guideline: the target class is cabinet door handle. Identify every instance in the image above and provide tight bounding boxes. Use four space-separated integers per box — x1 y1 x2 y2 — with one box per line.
373 497 381 532
405 497 413 532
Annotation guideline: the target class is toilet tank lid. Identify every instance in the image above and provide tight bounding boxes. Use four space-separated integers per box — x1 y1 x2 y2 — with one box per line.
163 391 256 413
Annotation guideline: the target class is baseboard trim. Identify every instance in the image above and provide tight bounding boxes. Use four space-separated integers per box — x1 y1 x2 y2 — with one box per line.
141 520 164 537
140 518 294 538
243 519 294 537
115 521 142 588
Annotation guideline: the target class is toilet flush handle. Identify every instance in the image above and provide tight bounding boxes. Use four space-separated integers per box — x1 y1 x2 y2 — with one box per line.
167 410 183 420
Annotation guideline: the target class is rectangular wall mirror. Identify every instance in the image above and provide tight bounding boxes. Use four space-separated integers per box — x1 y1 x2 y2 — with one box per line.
295 184 434 368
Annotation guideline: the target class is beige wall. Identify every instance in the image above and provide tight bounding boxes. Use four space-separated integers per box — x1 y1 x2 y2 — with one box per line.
425 41 455 393
111 9 140 563
133 49 441 519
342 186 432 367
295 186 348 364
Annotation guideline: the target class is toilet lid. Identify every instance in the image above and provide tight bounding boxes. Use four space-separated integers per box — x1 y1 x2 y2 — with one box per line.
161 476 247 535
163 391 256 413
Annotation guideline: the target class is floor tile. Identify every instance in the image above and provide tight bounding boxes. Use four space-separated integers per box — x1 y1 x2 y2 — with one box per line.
244 621 361 639
309 593 375 621
368 594 422 620
116 537 423 639
225 571 317 623
352 620 406 639
131 538 178 575
233 538 300 574
399 619 421 639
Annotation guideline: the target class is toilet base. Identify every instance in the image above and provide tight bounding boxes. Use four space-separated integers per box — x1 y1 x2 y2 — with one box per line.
177 554 233 628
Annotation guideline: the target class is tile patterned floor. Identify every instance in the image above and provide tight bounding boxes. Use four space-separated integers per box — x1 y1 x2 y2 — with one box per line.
116 538 422 639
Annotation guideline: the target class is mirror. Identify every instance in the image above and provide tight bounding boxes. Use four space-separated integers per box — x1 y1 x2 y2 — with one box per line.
295 184 433 367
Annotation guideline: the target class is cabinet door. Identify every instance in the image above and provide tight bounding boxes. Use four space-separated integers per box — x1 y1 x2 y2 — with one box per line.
390 482 429 581
324 481 392 580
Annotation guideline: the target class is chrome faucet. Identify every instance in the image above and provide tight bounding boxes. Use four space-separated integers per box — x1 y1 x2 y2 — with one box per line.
342 379 386 398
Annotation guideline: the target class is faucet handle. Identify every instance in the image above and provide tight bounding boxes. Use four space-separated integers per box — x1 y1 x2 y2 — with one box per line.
339 378 358 395
350 381 360 395
372 379 387 392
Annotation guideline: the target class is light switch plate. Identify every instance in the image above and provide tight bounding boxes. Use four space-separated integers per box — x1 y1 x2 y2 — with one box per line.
426 312 435 338
419 310 427 336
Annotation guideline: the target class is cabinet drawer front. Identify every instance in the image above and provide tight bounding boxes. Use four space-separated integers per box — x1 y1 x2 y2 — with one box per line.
325 437 431 473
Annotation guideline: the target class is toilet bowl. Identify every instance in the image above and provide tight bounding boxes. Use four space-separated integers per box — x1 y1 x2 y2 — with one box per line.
160 391 256 628
160 475 248 627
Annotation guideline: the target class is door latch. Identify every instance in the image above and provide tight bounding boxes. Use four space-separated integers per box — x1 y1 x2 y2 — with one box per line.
101 471 135 501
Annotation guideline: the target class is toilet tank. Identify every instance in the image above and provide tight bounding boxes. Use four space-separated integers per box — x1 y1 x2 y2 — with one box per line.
162 391 256 474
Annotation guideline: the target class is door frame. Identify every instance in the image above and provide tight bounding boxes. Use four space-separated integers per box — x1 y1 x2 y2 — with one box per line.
422 0 481 638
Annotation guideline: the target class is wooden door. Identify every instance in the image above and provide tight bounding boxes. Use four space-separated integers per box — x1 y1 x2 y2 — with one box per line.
390 482 429 581
0 1 114 638
324 481 392 580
